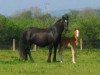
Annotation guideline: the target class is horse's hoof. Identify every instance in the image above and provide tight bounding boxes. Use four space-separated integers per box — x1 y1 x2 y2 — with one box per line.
22 60 25 62
22 58 27 61
72 61 76 64
53 60 57 62
47 60 51 63
30 60 34 63
60 61 63 63
53 59 57 62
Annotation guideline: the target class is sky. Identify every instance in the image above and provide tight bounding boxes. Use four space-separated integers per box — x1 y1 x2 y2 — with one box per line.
0 0 100 16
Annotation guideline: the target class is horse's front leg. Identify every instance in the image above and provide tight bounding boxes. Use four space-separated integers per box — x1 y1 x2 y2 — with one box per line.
70 45 76 63
47 45 53 62
59 46 63 63
53 44 58 62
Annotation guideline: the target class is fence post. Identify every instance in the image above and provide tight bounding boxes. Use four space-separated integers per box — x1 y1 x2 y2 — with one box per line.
80 38 83 50
34 44 36 51
13 39 15 51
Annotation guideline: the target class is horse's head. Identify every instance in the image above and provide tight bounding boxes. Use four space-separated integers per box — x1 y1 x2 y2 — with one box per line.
53 15 69 33
74 28 80 38
61 15 69 31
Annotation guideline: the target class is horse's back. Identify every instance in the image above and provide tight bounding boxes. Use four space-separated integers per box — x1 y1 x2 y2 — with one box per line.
23 27 54 47
60 36 76 47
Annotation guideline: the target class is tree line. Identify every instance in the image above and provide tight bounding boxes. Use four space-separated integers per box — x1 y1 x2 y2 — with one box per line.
0 8 100 49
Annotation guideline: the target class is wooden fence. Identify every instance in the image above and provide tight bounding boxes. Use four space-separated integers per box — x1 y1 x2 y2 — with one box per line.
12 38 83 51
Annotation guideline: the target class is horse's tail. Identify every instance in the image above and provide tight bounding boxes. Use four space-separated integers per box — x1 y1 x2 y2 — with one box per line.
19 36 27 61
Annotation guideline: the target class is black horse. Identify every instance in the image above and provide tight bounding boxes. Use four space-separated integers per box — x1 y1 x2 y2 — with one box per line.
19 15 69 62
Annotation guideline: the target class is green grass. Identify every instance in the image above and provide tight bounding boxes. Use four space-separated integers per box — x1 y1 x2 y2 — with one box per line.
0 49 100 75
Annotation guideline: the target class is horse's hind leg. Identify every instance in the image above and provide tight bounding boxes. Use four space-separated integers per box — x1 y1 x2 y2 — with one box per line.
21 49 28 61
26 44 34 61
47 45 53 62
19 39 28 61
27 50 34 61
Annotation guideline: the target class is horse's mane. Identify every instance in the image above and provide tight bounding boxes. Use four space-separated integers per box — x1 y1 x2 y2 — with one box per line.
55 19 62 24
48 19 61 28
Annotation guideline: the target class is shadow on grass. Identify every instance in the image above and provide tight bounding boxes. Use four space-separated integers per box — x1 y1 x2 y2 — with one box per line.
0 58 35 64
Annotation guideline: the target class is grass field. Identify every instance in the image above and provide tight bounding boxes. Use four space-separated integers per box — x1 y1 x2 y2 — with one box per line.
0 48 100 75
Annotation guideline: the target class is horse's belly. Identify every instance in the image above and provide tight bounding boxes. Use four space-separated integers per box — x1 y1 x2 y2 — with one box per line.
35 42 49 47
32 39 49 47
31 33 54 47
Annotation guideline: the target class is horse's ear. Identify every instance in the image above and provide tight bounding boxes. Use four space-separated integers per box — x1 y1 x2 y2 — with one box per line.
62 14 69 20
76 27 80 30
62 16 66 20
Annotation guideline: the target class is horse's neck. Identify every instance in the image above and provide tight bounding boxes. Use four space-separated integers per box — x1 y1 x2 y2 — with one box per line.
72 35 76 40
53 23 64 33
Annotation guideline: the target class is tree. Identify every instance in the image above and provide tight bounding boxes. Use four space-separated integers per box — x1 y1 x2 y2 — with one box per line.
30 7 42 18
12 9 33 19
64 8 100 48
